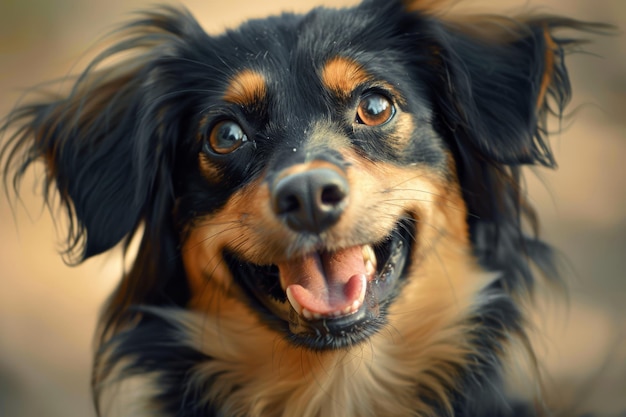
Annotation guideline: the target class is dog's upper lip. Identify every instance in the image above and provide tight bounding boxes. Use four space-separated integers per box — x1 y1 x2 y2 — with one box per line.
277 246 375 319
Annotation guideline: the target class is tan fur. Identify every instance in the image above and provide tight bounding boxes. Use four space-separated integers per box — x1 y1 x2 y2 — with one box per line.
320 58 407 108
387 112 416 153
223 69 266 107
198 152 223 182
321 57 372 99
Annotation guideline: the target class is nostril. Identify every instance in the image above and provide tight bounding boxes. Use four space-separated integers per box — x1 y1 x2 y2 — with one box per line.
279 193 301 214
320 183 346 207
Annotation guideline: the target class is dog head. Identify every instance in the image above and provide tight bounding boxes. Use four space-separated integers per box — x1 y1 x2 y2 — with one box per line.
1 0 596 353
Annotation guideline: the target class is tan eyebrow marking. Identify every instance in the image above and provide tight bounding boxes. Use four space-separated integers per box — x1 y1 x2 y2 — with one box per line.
223 69 266 106
321 57 372 98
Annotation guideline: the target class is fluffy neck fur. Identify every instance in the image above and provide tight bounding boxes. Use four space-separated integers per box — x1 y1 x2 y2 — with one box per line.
95 226 517 417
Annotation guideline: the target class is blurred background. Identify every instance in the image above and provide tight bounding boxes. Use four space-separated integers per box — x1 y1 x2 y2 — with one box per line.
0 0 624 416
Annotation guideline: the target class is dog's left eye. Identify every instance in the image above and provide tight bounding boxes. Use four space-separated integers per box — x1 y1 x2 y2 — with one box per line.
208 120 248 154
356 93 395 126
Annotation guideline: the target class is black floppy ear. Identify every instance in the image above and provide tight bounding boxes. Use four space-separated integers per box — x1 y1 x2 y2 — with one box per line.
415 13 609 289
1 7 203 261
429 16 596 166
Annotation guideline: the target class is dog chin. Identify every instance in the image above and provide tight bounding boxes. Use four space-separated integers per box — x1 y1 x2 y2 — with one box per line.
226 217 416 350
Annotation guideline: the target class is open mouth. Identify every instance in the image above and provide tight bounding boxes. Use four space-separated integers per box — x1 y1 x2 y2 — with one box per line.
226 217 415 350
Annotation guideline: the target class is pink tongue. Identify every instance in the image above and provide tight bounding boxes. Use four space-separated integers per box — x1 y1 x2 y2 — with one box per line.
278 246 366 316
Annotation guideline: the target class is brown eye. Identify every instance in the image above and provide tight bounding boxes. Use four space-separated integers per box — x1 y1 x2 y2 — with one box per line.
208 120 248 154
356 93 394 126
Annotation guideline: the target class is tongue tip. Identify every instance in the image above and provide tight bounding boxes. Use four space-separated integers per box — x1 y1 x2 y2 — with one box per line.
287 274 367 317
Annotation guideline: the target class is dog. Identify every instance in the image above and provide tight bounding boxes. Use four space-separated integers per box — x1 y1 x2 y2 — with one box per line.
0 0 609 416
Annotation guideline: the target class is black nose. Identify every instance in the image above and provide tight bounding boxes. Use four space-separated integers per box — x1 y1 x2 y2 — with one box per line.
271 168 349 234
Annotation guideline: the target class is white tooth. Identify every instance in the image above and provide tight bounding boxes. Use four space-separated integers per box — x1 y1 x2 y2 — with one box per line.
365 260 375 277
362 245 377 271
286 287 303 316
312 312 322 320
362 245 374 262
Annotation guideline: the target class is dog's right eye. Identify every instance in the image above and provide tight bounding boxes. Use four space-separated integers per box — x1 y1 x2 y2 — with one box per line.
207 120 248 154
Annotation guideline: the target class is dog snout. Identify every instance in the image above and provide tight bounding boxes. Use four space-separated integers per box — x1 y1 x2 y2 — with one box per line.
271 168 349 234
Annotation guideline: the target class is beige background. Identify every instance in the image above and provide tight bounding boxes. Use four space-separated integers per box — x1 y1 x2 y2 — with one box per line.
0 1 624 416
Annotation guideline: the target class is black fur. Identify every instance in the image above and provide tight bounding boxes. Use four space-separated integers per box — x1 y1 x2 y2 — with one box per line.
1 1 610 416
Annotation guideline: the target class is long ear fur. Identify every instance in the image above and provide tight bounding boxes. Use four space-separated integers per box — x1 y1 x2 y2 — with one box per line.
0 6 204 262
433 15 588 166
2 65 150 260
1 7 218 342
421 14 610 290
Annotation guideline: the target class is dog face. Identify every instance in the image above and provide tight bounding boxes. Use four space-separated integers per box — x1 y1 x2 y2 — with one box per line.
1 0 605 415
178 6 467 349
